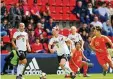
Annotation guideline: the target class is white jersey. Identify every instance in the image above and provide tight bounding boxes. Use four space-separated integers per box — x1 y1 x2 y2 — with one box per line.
13 31 28 51
49 34 70 56
68 33 83 48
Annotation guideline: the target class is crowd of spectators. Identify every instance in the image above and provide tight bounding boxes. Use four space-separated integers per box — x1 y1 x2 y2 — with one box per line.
0 0 113 54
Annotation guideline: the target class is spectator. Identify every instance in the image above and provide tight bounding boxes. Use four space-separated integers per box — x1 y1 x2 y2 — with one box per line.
84 36 92 56
40 3 51 21
28 30 35 44
21 1 31 25
27 19 35 28
90 16 103 28
72 1 90 24
9 3 22 27
31 3 41 23
87 2 96 22
79 23 90 41
34 23 45 38
0 19 8 37
31 38 45 53
96 2 108 22
40 17 46 28
102 20 113 36
44 18 56 35
1 1 8 21
26 23 34 34
106 3 113 19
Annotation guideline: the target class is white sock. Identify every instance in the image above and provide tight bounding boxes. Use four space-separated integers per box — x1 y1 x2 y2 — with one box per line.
17 64 21 76
20 64 25 75
64 62 72 74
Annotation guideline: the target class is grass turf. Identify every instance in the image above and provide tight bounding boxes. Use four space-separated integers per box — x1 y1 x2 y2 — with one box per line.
1 74 113 79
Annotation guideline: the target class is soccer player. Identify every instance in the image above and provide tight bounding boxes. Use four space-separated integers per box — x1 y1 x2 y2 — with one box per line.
48 26 75 79
69 42 90 77
68 26 84 50
90 26 113 76
12 23 31 79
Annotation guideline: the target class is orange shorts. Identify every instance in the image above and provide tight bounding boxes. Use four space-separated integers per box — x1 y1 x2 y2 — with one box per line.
97 55 112 66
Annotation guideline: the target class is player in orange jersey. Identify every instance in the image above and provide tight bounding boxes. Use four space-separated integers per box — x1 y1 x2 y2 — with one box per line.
69 41 90 77
90 26 113 76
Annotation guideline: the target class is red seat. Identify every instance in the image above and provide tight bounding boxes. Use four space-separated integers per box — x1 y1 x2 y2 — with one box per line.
49 0 56 6
50 6 56 13
2 35 10 43
9 29 17 39
56 0 63 6
56 7 63 14
62 14 70 21
28 0 34 6
70 0 76 6
37 0 42 6
63 7 70 14
54 14 63 20
69 14 79 21
1 50 9 54
51 13 56 20
42 0 49 6
63 0 70 7
62 28 70 36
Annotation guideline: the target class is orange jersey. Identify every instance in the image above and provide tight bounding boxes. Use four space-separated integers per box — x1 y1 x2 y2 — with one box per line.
71 50 83 62
91 35 109 56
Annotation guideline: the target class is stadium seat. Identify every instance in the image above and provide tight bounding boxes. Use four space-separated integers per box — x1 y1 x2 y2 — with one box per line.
63 0 70 7
69 14 79 21
42 0 49 5
56 0 63 6
2 35 10 43
37 0 42 6
56 7 63 14
70 0 76 6
9 29 17 39
62 14 70 21
1 50 9 54
62 28 70 36
51 13 56 20
49 0 56 6
50 6 56 13
63 7 70 14
54 14 63 20
28 0 34 6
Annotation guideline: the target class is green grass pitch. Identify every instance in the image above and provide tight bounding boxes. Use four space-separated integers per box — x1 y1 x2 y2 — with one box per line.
1 74 113 79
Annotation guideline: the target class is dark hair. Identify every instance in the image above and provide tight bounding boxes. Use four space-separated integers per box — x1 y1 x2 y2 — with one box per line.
92 26 102 32
106 42 111 48
35 37 40 41
74 41 82 46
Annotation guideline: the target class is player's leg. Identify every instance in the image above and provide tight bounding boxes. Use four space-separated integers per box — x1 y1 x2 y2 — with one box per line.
101 64 108 76
16 51 27 79
107 55 113 69
81 61 89 77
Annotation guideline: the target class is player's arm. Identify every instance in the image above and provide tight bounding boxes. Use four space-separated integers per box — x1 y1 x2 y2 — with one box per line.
104 36 113 48
12 32 18 50
90 37 99 52
48 39 56 53
26 34 31 52
81 51 89 61
26 39 31 52
78 34 84 50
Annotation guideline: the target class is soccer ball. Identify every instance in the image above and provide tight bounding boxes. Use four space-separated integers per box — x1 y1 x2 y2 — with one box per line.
40 72 47 79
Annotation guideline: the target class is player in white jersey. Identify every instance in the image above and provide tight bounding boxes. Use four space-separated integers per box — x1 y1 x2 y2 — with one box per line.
68 26 84 50
48 26 75 79
12 23 31 79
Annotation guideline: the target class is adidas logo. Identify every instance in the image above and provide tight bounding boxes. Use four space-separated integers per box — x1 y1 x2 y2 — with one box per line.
24 58 42 75
57 66 65 75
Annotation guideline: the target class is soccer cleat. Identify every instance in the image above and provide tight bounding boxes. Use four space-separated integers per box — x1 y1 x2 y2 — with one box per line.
83 74 90 77
103 70 107 76
70 72 76 79
65 74 71 78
